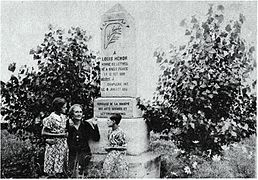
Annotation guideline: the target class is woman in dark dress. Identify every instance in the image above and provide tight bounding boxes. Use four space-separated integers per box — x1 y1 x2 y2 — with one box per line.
67 104 100 177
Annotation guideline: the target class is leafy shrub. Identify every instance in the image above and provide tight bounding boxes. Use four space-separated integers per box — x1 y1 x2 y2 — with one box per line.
222 135 256 178
192 159 235 178
1 130 45 178
193 136 256 178
150 131 199 178
150 132 256 178
139 4 256 156
86 161 104 178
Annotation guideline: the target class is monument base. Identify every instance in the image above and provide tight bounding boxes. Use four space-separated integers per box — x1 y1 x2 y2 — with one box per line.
90 152 161 178
89 118 149 155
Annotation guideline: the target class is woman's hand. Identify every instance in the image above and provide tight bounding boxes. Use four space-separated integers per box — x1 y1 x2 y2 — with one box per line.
62 132 68 138
91 117 98 125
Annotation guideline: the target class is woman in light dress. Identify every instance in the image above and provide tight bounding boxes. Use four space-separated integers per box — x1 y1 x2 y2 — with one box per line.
41 97 69 177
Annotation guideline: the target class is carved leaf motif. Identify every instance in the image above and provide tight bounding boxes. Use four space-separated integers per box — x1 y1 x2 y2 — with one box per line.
104 23 122 49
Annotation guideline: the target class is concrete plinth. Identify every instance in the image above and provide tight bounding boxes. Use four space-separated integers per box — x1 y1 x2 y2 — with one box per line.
89 118 149 155
91 152 161 178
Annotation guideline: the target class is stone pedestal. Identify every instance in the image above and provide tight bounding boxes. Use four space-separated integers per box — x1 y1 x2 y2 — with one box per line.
89 118 149 155
91 152 161 178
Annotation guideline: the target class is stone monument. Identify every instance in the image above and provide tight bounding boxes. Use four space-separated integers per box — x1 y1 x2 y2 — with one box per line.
89 4 161 178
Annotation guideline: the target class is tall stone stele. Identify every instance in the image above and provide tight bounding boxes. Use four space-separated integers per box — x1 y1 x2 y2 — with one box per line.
89 4 161 178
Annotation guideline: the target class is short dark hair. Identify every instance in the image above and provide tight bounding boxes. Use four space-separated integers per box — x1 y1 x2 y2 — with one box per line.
52 97 66 112
110 113 122 125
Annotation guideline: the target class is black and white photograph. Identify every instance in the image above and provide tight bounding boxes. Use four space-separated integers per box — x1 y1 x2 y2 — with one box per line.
0 0 257 178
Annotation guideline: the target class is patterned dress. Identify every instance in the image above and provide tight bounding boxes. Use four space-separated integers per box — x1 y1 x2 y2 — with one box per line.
102 127 128 178
43 112 69 175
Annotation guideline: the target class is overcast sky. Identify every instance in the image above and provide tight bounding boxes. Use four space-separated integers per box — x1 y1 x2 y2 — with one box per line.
1 0 257 100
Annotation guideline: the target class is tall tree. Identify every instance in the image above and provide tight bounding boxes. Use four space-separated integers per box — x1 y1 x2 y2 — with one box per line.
140 5 256 156
1 25 100 134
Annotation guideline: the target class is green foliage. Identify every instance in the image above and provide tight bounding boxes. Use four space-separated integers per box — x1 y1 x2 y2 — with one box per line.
139 5 256 155
222 135 256 178
1 25 100 134
193 135 256 178
192 160 235 178
150 132 256 178
86 162 104 178
1 130 45 178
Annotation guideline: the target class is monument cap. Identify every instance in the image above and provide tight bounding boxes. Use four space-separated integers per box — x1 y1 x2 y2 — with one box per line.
105 3 127 14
